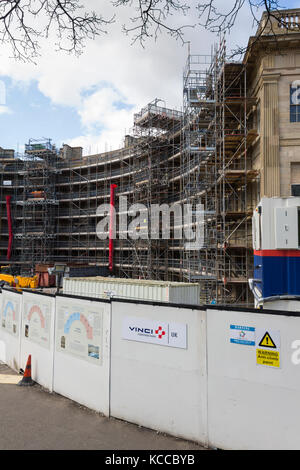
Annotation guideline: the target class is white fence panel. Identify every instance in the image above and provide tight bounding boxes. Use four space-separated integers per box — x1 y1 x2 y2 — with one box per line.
0 290 3 361
207 307 300 450
110 300 208 445
0 288 22 371
20 291 56 391
53 295 111 415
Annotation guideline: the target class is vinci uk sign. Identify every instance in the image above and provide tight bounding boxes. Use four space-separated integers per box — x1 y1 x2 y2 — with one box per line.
122 316 187 349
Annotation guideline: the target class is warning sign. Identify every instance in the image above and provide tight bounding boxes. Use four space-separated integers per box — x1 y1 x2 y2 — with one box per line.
256 349 280 368
256 329 281 369
258 332 277 349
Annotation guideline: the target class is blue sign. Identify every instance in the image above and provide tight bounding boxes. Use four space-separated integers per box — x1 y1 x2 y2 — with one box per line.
230 324 255 346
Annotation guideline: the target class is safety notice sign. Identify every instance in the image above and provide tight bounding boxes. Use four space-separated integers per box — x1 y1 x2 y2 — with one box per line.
56 304 103 365
1 295 20 337
230 324 255 346
255 329 281 368
23 300 51 349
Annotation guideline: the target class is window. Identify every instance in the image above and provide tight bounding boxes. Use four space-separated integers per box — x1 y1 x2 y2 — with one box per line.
290 83 300 122
292 184 300 196
291 163 300 195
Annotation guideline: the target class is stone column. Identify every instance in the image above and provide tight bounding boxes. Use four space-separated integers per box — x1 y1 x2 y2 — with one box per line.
260 73 280 197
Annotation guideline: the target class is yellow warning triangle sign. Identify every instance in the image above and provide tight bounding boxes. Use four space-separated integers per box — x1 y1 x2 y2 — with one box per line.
259 332 276 348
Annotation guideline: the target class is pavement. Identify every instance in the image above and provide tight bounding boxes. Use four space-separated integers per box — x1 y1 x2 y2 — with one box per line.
0 363 206 450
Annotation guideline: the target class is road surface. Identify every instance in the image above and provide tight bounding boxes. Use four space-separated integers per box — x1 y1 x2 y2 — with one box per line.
0 363 206 450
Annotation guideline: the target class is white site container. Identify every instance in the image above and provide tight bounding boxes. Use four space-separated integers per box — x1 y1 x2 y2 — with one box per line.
63 277 201 305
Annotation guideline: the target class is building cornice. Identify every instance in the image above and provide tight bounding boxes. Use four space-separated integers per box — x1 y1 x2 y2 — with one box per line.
257 73 281 91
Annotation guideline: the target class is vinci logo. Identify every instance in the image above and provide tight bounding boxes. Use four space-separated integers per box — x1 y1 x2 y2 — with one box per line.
155 326 166 339
123 317 187 349
129 325 166 339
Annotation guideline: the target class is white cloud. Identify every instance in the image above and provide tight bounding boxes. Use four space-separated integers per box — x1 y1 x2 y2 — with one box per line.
0 0 260 154
78 87 134 130
66 86 139 153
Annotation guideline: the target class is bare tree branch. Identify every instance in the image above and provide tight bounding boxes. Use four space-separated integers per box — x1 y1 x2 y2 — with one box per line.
0 0 294 61
112 0 193 46
0 0 115 61
196 0 290 58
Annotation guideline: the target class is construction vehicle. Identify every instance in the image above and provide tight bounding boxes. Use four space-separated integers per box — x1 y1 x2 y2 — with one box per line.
28 190 46 200
0 266 38 290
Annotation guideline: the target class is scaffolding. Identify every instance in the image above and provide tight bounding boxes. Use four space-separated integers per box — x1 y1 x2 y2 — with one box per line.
127 99 183 280
0 39 259 305
181 50 219 303
181 40 259 305
53 145 113 267
15 138 58 273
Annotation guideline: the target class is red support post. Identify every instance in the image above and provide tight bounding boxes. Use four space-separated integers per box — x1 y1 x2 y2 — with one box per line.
5 195 13 261
109 184 117 272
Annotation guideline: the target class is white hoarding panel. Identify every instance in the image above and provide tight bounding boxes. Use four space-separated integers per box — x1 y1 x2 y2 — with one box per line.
20 292 56 391
53 295 111 415
207 307 300 450
0 289 22 371
110 300 207 445
0 291 4 362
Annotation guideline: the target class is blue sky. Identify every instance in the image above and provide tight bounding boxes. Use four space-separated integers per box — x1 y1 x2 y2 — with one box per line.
0 0 298 154
0 77 81 151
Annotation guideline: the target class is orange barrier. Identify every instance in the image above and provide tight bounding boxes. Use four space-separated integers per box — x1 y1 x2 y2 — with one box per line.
18 355 35 387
